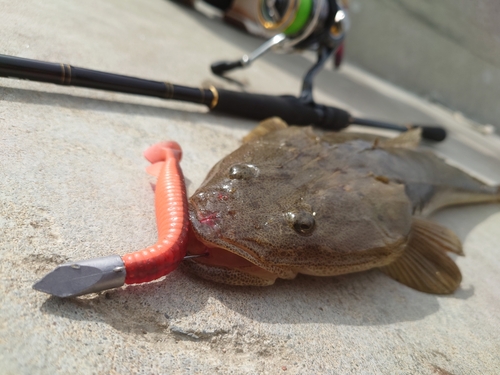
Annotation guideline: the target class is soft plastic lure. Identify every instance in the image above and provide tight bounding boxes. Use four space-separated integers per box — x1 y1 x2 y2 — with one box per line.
123 141 189 284
33 141 190 297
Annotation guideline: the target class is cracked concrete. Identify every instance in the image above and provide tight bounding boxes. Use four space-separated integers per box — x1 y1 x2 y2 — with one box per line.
1 0 500 374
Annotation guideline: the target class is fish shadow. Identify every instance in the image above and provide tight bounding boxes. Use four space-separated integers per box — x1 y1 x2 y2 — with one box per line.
38 203 497 334
39 266 459 336
38 204 498 334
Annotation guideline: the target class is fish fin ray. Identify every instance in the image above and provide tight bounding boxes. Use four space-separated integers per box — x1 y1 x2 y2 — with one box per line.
242 117 288 143
379 218 462 294
412 217 464 255
380 128 421 149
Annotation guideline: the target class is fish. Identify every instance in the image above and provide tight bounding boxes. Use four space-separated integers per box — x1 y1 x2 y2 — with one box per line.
184 118 500 294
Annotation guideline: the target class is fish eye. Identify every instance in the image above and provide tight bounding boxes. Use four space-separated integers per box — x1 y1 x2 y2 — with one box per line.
228 164 259 180
286 211 316 236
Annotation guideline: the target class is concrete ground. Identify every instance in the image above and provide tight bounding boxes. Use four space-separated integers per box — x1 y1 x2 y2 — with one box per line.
346 0 500 130
1 1 499 374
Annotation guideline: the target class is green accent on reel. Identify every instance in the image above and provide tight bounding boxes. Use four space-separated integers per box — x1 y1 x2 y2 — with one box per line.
284 0 313 36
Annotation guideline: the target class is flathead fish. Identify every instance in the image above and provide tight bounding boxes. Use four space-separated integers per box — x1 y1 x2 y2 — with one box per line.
185 118 500 294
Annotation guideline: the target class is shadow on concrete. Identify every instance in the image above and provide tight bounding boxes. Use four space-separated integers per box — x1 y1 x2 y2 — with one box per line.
40 268 443 334
37 204 500 335
0 86 253 132
34 188 497 337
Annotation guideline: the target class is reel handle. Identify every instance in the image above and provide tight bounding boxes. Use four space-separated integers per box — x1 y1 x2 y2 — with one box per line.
211 34 287 75
211 60 244 75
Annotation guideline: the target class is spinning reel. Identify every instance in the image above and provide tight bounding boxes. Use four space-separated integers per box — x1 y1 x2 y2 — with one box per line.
210 0 349 103
0 1 447 143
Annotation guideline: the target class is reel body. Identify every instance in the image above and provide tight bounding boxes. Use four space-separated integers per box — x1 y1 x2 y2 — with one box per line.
208 0 349 102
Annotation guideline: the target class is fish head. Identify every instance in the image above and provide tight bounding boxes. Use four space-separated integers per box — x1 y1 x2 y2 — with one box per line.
186 127 413 285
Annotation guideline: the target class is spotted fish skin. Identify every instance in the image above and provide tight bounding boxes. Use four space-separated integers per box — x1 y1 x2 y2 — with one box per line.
185 119 500 294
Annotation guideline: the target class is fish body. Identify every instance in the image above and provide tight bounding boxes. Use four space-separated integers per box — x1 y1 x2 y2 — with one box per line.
186 119 500 294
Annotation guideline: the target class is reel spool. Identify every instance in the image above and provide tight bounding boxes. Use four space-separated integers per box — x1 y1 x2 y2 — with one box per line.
210 0 348 102
257 0 337 50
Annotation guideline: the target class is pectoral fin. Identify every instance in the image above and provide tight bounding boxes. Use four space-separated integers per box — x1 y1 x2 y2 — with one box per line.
379 217 463 294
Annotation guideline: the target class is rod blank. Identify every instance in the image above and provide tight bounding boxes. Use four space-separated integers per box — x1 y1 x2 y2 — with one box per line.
0 54 446 141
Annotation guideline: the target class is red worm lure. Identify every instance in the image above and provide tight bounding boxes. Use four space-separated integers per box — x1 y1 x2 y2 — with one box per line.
33 141 191 297
122 141 190 284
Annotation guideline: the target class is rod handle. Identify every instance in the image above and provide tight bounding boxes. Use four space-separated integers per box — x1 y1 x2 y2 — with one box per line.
351 117 447 142
212 89 351 130
413 125 447 142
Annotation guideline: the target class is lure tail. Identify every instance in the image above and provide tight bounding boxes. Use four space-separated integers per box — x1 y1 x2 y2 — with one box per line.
144 141 182 177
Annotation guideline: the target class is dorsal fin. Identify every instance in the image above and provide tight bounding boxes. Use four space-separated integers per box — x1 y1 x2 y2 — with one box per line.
380 128 421 149
379 217 463 294
242 117 288 143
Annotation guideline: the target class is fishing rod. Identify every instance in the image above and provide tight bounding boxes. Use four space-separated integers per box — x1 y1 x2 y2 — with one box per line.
0 54 446 141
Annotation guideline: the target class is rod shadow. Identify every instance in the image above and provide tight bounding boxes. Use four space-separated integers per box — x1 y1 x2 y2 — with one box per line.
0 86 254 132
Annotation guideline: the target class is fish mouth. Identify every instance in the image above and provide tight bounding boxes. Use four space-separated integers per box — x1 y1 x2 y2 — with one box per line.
185 205 283 281
185 229 280 283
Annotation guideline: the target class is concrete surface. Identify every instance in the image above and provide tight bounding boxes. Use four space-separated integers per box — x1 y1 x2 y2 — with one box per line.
345 0 500 130
1 1 500 374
